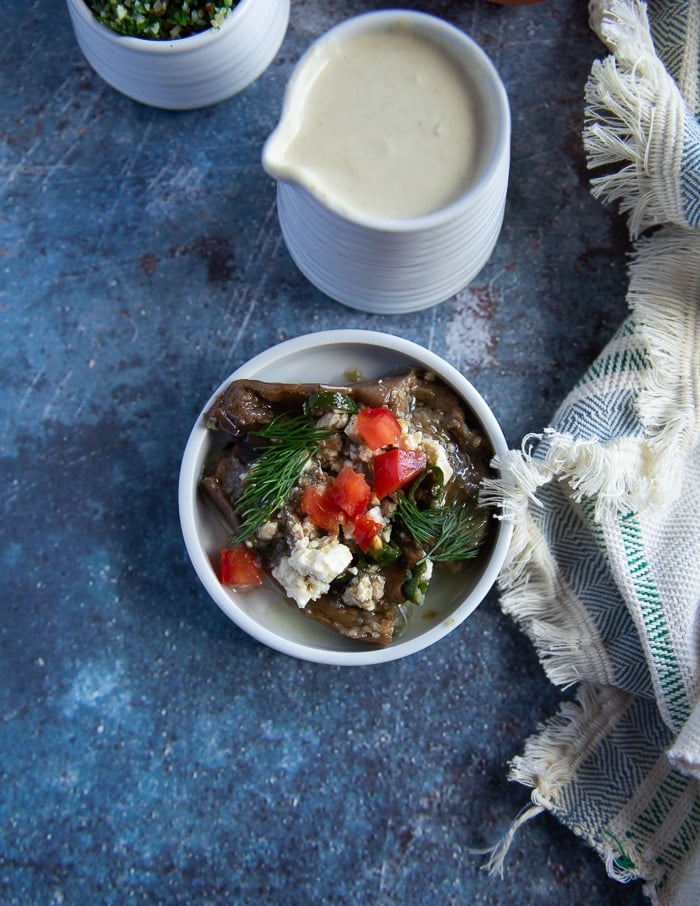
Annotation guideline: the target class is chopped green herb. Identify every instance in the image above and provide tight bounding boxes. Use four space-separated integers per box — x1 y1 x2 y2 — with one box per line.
87 0 238 40
232 414 335 542
403 559 432 606
367 539 401 566
396 491 488 564
304 390 360 417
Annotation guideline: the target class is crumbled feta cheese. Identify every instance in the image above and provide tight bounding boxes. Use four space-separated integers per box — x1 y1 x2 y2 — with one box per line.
399 430 453 484
342 573 385 612
422 558 434 584
420 437 453 484
344 414 361 443
272 536 353 608
366 505 384 523
350 445 373 465
272 559 325 609
342 417 374 464
287 516 319 543
401 430 422 451
363 505 391 543
290 536 352 582
317 411 351 431
257 520 278 541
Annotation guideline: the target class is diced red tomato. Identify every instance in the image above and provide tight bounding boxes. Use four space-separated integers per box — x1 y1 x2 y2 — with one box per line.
372 448 427 499
356 406 402 450
220 547 263 587
328 466 371 519
352 513 382 552
301 485 342 532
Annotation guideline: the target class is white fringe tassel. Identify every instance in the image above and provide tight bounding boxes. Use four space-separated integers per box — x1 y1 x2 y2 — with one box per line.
483 0 700 893
487 686 643 884
482 802 546 878
583 0 688 236
627 226 700 459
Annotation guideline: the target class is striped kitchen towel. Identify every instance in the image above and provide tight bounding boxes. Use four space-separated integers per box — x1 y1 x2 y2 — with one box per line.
483 2 700 903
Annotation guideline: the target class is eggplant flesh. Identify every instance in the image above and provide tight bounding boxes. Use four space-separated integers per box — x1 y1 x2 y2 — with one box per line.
201 370 494 646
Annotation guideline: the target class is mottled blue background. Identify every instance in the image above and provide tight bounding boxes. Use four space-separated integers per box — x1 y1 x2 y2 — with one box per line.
2 1 645 903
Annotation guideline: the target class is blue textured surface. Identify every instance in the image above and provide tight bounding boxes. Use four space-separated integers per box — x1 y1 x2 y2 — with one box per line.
2 1 646 903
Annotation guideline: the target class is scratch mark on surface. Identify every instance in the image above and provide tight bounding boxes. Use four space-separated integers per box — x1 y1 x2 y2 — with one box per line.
146 160 206 219
0 79 108 200
93 121 154 256
121 308 140 343
62 447 103 468
378 857 389 892
73 397 88 421
426 306 437 352
17 367 47 415
42 370 73 422
220 200 283 370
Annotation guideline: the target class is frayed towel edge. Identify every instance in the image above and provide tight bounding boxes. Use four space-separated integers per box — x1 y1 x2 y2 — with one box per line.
483 685 646 886
583 0 689 236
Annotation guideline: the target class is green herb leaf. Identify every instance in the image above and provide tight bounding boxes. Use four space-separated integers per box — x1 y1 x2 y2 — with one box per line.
87 1 237 40
396 492 488 564
403 559 432 606
303 390 360 417
232 414 334 542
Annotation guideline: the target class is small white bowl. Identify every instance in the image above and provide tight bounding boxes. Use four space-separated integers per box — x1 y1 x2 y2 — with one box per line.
66 0 290 110
262 11 511 313
178 331 512 665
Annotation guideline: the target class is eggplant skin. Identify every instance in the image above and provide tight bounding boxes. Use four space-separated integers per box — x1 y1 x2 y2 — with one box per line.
205 371 424 436
201 370 494 646
303 597 401 647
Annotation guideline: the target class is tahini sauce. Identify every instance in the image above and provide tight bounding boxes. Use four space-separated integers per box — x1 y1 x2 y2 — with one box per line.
276 28 481 220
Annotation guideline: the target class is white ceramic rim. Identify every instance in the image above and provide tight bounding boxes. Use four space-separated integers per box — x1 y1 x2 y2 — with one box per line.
263 9 511 233
178 330 513 666
69 0 260 51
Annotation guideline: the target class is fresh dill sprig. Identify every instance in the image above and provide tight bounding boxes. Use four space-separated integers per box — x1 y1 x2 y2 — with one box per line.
232 414 334 542
396 492 488 564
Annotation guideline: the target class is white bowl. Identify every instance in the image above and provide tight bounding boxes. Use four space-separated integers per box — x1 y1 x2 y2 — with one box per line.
66 0 290 110
262 11 511 313
178 331 512 665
